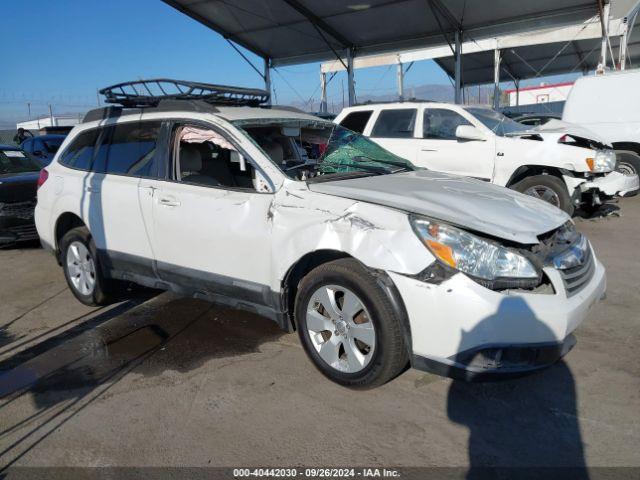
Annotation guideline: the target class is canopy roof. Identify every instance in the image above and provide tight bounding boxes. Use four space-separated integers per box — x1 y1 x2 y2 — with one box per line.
435 18 640 84
162 0 605 66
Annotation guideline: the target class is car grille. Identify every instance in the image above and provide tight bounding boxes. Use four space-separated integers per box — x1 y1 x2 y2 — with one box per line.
6 223 39 241
0 201 35 220
559 244 595 297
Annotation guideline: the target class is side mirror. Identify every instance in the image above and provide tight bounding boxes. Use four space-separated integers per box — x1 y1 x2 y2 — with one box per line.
455 125 486 141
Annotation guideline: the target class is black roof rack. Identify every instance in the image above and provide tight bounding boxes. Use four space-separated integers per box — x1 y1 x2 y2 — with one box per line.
99 78 269 108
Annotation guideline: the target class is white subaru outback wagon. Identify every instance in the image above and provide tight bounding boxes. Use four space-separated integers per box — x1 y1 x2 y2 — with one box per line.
35 80 606 388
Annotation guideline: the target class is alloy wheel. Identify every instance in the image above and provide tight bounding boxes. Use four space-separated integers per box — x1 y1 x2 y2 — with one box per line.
306 285 376 373
524 185 561 207
66 241 96 296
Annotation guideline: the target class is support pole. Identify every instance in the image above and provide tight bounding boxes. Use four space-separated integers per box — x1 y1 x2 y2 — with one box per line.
515 79 520 106
346 48 355 106
619 26 628 70
320 70 328 113
599 1 611 72
264 57 272 105
454 29 462 104
397 61 404 102
493 48 501 109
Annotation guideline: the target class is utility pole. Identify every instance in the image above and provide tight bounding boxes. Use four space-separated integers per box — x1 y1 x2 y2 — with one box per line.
27 102 31 120
49 104 54 126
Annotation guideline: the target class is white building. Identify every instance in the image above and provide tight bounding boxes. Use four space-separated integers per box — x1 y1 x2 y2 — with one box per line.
17 113 82 131
505 82 574 107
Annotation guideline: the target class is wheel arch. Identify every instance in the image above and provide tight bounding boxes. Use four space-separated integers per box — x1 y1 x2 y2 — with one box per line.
54 212 86 261
281 250 413 358
506 165 566 187
612 142 640 156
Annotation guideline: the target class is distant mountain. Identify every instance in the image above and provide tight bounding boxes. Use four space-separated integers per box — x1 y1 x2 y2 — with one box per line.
288 83 495 113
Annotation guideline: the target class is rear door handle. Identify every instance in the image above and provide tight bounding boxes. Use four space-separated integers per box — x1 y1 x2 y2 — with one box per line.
420 148 437 152
158 197 181 207
85 186 100 193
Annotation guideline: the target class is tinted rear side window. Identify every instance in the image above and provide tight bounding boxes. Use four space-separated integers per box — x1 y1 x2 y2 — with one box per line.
371 109 417 138
339 110 373 133
97 121 162 177
59 129 100 170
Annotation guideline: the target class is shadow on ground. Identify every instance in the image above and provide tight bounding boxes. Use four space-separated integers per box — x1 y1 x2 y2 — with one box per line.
0 294 285 469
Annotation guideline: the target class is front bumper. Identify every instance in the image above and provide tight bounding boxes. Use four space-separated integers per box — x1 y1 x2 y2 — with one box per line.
389 251 606 380
564 171 640 199
0 218 38 245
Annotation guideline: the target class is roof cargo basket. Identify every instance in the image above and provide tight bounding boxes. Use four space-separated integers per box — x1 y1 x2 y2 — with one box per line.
99 79 269 108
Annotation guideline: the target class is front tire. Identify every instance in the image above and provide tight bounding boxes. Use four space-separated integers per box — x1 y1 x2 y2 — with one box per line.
295 258 408 389
60 226 115 306
511 174 573 215
614 150 640 177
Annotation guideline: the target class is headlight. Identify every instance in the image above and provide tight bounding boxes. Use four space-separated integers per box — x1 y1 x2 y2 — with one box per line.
587 150 616 172
410 216 539 286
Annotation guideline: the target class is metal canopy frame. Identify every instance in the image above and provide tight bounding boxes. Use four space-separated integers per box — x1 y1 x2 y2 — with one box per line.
162 0 637 107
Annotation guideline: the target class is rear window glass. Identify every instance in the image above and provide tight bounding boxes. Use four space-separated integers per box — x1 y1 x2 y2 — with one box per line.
59 129 100 170
370 109 417 138
0 149 41 174
339 110 373 133
97 121 161 177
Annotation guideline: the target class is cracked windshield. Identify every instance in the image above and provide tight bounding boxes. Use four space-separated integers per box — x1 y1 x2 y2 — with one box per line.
235 119 414 181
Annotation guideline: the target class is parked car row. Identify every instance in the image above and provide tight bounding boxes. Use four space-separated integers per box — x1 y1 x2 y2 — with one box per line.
31 78 619 389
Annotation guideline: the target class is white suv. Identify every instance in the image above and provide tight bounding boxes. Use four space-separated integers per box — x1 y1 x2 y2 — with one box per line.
335 102 639 214
35 80 606 388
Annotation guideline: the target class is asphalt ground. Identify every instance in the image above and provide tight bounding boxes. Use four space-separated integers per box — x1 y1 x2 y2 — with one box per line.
0 196 638 476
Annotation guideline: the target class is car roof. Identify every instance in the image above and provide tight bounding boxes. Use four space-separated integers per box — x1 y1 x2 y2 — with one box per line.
81 102 325 126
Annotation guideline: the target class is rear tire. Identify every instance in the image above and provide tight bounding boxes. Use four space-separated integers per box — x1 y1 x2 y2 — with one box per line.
614 150 640 177
60 226 116 306
294 258 408 389
511 174 573 215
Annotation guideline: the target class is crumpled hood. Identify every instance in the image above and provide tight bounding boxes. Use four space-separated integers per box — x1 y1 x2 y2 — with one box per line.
509 119 610 146
308 169 569 244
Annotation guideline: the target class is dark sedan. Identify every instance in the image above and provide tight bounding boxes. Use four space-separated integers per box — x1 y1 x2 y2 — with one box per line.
21 134 66 166
0 145 42 246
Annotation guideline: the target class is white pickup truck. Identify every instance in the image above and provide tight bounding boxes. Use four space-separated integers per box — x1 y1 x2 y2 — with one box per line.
335 102 639 214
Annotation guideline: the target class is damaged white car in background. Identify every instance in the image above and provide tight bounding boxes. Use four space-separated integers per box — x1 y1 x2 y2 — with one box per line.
335 103 639 214
36 95 606 388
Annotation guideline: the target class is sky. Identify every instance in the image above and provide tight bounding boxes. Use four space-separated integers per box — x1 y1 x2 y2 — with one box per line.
0 0 576 128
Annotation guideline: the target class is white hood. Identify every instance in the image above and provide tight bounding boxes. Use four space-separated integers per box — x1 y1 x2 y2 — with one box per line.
309 170 569 244
509 119 610 146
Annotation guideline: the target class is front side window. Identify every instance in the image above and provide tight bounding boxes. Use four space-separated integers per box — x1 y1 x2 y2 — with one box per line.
339 110 373 134
98 121 162 177
423 109 472 140
236 119 413 182
465 107 528 136
59 129 100 170
370 109 417 138
173 125 268 192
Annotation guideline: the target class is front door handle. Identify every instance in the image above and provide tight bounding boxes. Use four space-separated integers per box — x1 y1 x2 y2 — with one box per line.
420 148 437 152
158 197 181 207
85 186 100 193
